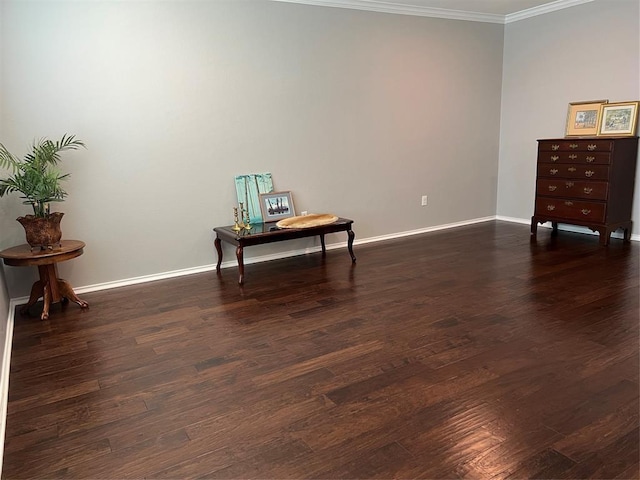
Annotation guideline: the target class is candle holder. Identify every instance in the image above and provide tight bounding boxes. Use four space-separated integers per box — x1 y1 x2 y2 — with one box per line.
232 207 242 231
244 207 251 230
238 202 246 229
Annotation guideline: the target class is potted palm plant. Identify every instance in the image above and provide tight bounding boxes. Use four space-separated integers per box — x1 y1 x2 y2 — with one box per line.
0 135 85 249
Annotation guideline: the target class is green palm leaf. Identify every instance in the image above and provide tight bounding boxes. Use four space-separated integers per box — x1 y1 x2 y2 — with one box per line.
0 135 85 217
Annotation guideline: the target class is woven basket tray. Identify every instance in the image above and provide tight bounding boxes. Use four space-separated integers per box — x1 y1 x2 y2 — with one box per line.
276 214 338 229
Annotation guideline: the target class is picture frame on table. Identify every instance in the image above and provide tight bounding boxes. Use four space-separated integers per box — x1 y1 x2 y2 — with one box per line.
234 172 274 223
259 191 296 222
597 101 639 137
565 100 608 137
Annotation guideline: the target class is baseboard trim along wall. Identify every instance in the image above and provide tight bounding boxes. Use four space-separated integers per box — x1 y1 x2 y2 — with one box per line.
0 300 16 477
0 214 638 473
8 216 638 307
495 215 640 242
16 215 499 302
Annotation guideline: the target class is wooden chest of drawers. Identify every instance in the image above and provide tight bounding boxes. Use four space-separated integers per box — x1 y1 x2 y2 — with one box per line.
531 137 639 245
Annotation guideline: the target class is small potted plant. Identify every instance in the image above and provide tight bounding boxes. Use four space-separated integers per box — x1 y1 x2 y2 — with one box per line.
0 135 85 249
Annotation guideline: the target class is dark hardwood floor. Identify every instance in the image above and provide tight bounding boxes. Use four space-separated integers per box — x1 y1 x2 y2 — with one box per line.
3 221 639 479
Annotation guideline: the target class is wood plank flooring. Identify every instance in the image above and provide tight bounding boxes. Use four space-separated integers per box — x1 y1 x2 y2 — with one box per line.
3 221 639 479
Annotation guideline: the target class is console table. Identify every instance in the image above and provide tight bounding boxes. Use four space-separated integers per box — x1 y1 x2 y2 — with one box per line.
214 217 356 285
0 240 89 320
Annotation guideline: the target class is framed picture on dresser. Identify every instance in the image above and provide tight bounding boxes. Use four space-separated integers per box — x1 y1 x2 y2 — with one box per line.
565 100 607 137
598 101 639 137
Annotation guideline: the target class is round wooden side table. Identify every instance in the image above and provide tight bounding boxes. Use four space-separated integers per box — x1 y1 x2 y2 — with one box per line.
0 240 89 320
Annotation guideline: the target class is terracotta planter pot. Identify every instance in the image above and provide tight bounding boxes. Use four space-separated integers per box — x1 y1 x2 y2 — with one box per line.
17 212 64 250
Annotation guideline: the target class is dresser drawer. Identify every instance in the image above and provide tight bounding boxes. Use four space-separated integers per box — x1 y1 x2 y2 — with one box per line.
536 179 608 200
538 163 610 180
535 198 605 223
538 151 611 165
538 139 613 152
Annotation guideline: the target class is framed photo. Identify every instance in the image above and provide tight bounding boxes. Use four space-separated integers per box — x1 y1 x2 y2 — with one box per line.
259 191 295 222
565 100 607 137
598 101 639 137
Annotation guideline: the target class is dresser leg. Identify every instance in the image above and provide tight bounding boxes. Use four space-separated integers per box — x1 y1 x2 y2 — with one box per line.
599 229 610 246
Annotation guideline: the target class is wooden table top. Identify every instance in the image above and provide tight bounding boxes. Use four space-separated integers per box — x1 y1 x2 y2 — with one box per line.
0 240 85 267
214 218 354 249
214 217 353 241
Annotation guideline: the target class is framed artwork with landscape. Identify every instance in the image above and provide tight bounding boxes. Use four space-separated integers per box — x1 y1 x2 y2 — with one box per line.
565 100 607 137
598 101 639 137
259 191 295 222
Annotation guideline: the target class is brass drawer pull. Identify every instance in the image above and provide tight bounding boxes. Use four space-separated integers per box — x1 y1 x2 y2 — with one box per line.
568 167 577 172
586 156 595 163
551 145 560 151
568 154 577 160
581 209 591 215
547 204 555 211
585 170 595 177
565 181 574 188
548 185 557 191
583 187 593 194
569 144 578 149
550 155 559 162
587 144 597 151
565 201 574 206
550 169 558 175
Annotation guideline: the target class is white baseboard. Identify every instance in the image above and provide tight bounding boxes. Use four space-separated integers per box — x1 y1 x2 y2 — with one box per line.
496 215 640 242
60 215 498 298
8 214 638 307
352 216 496 246
0 300 16 477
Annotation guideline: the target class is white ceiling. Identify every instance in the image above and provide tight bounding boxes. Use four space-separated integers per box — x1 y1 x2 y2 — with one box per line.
274 0 595 23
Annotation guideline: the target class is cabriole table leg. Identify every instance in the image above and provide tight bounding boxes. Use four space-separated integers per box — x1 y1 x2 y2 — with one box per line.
214 237 223 273
236 245 245 285
347 228 356 263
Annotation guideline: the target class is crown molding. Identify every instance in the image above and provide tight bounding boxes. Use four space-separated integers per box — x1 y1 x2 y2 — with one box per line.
505 0 594 23
271 0 595 24
271 0 505 23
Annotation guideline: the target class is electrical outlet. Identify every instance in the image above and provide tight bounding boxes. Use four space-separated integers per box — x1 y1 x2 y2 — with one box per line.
421 195 428 206
301 211 308 216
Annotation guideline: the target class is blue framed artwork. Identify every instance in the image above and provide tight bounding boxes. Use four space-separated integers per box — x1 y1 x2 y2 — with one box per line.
234 173 274 223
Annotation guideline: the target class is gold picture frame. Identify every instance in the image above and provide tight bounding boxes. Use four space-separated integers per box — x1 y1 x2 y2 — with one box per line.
565 100 608 137
597 101 639 137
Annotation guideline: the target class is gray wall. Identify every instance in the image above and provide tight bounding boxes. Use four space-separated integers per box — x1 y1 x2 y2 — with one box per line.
0 0 504 298
498 0 640 223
